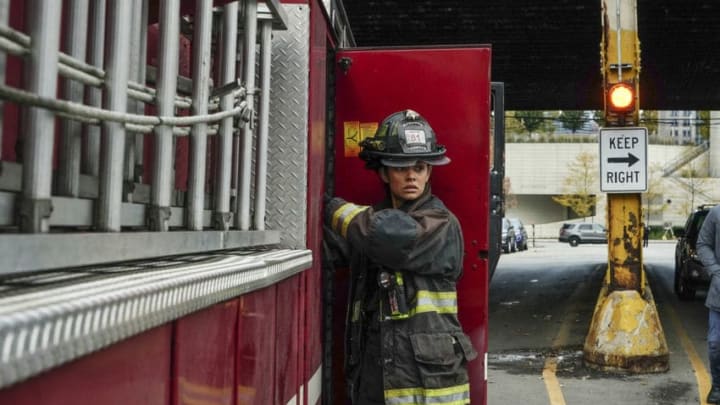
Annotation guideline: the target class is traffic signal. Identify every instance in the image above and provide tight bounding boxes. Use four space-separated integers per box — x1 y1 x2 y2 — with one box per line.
604 81 637 126
608 83 634 111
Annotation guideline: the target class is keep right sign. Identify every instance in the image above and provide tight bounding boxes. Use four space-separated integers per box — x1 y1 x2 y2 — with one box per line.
599 127 648 193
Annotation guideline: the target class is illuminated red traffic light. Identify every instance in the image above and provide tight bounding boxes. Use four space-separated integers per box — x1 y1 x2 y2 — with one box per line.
607 83 635 112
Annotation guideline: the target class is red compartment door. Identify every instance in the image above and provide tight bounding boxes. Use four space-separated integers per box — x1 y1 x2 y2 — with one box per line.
333 46 492 405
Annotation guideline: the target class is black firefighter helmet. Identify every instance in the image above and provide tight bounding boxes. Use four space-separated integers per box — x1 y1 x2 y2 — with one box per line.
359 109 451 170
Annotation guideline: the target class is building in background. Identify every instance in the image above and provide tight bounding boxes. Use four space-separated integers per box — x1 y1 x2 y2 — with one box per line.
658 110 699 144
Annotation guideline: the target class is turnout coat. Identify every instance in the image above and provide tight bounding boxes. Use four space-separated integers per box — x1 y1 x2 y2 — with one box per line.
326 187 477 405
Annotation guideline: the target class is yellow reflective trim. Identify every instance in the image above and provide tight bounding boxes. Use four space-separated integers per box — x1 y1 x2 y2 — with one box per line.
408 290 458 315
384 383 471 405
417 291 456 300
385 383 469 397
413 304 458 315
395 271 404 286
331 202 354 231
389 400 467 405
340 205 367 237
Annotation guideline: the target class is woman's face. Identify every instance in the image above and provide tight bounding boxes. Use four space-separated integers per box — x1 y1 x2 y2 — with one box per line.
381 162 432 207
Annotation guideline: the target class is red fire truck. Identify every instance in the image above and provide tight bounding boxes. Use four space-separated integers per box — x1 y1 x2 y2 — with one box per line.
0 1 502 404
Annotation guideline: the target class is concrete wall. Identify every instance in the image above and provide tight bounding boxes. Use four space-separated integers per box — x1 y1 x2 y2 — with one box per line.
507 195 566 225
504 142 716 235
506 143 694 195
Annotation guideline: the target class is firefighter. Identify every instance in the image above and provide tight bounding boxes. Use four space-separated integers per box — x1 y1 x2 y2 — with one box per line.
325 110 477 404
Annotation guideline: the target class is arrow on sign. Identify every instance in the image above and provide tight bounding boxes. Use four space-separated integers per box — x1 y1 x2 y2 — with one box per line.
607 153 639 167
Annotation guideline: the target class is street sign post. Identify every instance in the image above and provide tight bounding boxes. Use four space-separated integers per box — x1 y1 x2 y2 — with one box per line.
599 127 648 192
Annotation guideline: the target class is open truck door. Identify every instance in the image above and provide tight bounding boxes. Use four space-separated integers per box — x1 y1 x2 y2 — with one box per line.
489 82 506 278
327 45 495 405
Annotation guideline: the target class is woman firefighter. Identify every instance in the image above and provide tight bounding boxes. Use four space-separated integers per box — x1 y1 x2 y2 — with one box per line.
325 109 477 405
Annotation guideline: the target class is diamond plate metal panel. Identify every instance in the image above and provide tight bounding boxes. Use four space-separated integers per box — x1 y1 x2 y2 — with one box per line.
265 5 309 248
0 248 312 389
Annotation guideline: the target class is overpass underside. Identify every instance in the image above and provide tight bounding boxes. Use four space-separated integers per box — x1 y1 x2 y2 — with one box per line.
343 0 720 111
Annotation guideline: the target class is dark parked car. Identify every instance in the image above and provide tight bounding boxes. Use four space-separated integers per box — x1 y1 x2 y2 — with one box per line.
558 222 607 247
508 217 528 251
501 218 517 253
674 204 715 300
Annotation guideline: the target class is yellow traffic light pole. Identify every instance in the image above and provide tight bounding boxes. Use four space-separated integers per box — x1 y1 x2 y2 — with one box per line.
583 0 668 373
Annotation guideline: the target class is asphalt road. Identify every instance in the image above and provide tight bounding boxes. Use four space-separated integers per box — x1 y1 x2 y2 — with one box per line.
488 239 711 405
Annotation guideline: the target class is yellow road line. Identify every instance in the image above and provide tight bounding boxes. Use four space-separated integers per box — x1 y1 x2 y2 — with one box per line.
542 280 588 405
543 319 571 405
543 357 567 405
666 304 711 405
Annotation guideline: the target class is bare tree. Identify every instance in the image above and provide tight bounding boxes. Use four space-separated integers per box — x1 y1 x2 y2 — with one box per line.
642 163 668 223
675 160 709 218
552 151 598 220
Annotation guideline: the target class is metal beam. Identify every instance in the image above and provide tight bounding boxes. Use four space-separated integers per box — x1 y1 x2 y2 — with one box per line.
237 0 258 230
57 0 89 198
151 0 181 231
21 0 62 232
215 1 239 231
187 0 214 230
97 0 132 231
0 229 281 274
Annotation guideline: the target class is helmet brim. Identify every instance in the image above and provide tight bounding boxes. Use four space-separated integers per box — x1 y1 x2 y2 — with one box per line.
380 156 451 167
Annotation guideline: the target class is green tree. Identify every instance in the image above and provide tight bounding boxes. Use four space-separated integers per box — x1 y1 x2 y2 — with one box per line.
640 110 658 135
592 110 605 128
504 111 526 137
544 111 559 135
552 151 598 219
697 111 710 141
558 110 586 133
516 111 545 135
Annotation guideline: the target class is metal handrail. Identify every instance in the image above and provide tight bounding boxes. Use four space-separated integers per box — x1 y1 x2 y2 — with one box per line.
0 24 199 110
0 83 250 129
661 141 709 177
0 0 279 241
669 176 715 202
